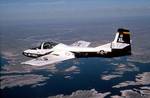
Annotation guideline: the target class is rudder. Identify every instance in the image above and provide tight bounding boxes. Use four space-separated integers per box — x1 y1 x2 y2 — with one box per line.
114 28 131 44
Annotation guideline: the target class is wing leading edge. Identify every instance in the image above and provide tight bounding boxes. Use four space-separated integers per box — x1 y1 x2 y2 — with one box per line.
21 51 75 66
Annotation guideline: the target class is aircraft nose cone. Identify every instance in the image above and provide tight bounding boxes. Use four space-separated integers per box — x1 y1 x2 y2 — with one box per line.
23 49 30 56
22 50 38 58
22 51 27 56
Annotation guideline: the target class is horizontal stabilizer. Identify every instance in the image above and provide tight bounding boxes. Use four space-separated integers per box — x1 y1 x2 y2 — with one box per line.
71 40 91 47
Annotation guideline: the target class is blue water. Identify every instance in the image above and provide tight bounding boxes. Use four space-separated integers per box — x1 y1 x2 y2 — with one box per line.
1 57 150 98
0 57 9 66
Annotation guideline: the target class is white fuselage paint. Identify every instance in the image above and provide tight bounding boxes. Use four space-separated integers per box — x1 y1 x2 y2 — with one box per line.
52 43 111 53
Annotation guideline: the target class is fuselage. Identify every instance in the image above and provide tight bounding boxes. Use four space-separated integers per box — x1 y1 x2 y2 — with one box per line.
23 42 131 58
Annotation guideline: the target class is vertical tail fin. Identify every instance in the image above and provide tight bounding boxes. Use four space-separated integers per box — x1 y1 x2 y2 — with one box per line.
111 28 131 55
113 28 131 44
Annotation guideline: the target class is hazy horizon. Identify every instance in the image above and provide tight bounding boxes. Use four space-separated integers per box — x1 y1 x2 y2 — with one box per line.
0 0 150 24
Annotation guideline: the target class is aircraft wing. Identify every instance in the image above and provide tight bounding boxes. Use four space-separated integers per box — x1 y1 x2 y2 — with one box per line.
21 51 75 66
71 40 91 47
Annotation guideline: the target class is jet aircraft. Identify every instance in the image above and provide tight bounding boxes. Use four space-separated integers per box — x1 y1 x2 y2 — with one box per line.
22 28 131 66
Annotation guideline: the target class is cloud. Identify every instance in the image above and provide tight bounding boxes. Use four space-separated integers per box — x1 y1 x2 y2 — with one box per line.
65 65 80 73
113 72 150 88
101 74 121 80
0 74 49 89
64 75 72 79
1 64 58 74
48 89 111 98
111 89 150 98
111 63 139 75
31 82 46 88
101 63 139 81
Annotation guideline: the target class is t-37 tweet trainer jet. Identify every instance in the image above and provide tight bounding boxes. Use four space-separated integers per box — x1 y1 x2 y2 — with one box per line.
22 28 131 66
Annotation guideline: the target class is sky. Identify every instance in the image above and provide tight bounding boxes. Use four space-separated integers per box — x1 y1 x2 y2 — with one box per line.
0 0 150 23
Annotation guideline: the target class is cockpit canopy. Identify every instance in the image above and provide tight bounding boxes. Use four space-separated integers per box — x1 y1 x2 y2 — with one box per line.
31 42 58 50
